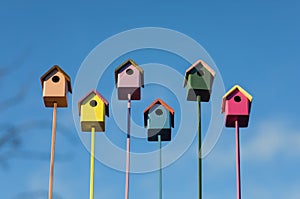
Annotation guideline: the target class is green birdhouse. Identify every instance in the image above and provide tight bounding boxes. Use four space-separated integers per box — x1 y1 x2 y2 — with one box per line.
183 60 216 102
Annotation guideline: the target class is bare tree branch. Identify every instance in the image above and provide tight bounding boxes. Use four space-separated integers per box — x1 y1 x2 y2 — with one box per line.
12 190 64 199
0 120 78 168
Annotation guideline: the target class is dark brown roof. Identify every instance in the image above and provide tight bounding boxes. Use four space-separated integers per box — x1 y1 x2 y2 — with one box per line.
78 90 109 116
114 59 144 87
143 98 174 128
40 65 72 93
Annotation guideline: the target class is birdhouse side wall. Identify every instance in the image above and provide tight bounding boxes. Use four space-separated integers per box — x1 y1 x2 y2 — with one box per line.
147 104 171 129
117 65 141 88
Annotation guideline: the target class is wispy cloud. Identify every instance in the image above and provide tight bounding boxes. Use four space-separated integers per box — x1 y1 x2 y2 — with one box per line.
243 119 300 161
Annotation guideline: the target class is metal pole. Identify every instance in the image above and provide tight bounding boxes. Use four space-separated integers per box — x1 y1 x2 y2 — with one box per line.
125 94 131 199
235 120 241 199
197 95 202 199
48 102 57 199
158 135 162 199
89 127 95 199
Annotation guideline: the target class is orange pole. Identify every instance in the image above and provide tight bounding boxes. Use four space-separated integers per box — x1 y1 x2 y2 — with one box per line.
48 102 57 199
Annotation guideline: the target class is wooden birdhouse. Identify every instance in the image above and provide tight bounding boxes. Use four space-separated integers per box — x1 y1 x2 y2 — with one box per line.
40 65 72 107
183 60 216 102
144 99 174 141
221 85 252 128
78 90 109 132
114 59 144 100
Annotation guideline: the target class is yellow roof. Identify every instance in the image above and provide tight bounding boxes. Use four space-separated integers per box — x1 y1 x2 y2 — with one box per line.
221 85 253 113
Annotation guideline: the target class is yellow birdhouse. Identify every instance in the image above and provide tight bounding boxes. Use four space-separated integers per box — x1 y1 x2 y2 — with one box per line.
78 90 109 132
40 65 72 107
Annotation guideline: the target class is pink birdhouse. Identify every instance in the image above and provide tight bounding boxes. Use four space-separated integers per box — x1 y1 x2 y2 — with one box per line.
221 85 252 128
114 59 144 100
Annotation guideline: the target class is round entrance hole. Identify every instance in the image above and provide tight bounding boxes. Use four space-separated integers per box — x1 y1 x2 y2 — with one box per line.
90 100 97 107
126 69 134 75
196 70 204 76
234 96 241 102
52 75 60 83
155 109 163 116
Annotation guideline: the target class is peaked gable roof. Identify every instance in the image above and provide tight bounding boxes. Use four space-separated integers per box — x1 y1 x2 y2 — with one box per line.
183 60 216 87
221 85 253 113
114 59 144 87
40 65 72 93
78 90 109 116
144 98 174 128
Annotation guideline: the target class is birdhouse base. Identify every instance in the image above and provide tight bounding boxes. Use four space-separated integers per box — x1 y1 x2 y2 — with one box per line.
81 121 105 132
225 115 249 128
186 88 211 102
43 96 68 107
118 87 141 100
147 128 171 142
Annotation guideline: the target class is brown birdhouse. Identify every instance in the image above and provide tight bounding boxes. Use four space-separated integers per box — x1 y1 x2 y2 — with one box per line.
40 65 72 107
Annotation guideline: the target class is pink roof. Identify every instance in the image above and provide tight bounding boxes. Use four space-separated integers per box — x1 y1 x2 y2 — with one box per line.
183 60 216 87
40 65 72 93
78 90 109 116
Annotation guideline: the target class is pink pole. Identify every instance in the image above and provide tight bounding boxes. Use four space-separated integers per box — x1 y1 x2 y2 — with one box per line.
125 94 131 199
235 120 241 199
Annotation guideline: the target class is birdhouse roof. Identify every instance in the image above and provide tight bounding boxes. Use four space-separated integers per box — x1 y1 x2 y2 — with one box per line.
78 90 109 116
114 59 144 87
40 65 72 93
143 98 175 128
221 85 253 113
183 60 216 87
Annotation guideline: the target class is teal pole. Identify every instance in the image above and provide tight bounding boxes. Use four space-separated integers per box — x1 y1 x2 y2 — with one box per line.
158 134 162 199
197 95 202 199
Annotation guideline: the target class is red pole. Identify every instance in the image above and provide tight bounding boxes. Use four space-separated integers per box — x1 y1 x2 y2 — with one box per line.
235 120 241 199
125 94 131 199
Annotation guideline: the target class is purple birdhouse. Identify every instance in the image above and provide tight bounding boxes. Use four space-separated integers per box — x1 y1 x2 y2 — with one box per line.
114 59 144 100
222 85 252 128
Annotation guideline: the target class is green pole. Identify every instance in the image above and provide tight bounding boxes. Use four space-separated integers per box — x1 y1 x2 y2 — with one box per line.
197 95 202 199
158 134 162 199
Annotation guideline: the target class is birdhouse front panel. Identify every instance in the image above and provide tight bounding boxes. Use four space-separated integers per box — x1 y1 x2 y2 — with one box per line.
147 104 171 130
80 93 106 132
144 99 174 142
42 70 68 107
224 89 251 128
187 67 213 90
117 64 141 88
117 64 142 100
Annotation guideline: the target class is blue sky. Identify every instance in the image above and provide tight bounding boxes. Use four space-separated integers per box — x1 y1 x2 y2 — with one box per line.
1 1 300 199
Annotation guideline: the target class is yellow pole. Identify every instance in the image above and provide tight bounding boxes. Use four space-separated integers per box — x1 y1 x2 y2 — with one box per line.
89 127 95 199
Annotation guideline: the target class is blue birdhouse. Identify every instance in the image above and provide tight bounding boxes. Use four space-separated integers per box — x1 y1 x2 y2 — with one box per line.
144 99 174 141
